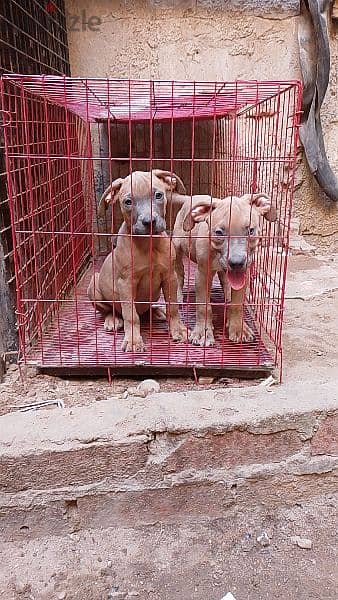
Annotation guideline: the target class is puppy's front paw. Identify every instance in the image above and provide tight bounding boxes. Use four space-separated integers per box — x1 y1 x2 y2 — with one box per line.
228 320 254 343
104 314 123 331
170 319 189 342
189 326 215 347
121 335 145 353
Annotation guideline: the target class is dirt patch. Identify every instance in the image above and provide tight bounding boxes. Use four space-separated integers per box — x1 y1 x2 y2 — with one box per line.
0 495 336 600
0 366 259 417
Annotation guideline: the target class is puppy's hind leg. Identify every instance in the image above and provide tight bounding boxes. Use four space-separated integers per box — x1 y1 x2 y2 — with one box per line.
162 270 189 342
175 248 185 304
87 273 123 331
104 313 123 332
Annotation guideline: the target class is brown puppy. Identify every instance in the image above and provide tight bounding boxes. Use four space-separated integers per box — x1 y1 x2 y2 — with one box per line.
173 193 276 346
88 170 188 352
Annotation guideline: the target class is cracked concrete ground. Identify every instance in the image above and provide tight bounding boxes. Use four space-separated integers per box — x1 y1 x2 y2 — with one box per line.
0 253 337 599
1 496 337 600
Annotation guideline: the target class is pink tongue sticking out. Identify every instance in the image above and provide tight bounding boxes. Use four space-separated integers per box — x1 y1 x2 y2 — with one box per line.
228 269 246 290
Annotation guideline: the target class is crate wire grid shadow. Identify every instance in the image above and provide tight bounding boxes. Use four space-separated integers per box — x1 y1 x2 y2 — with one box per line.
0 76 302 377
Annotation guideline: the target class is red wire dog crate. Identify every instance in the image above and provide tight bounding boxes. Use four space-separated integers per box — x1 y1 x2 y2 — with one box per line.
0 75 302 377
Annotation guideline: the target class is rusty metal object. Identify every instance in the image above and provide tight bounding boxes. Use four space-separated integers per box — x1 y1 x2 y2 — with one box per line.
298 0 338 201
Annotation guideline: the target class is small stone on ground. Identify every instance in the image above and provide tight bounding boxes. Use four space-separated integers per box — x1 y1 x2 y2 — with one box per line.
291 536 312 549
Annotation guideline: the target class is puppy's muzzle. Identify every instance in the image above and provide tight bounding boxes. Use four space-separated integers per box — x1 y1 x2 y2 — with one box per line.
228 256 247 271
133 215 166 235
142 215 156 228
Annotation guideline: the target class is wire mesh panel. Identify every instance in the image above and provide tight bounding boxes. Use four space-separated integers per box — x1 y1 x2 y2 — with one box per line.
0 75 302 376
0 0 70 362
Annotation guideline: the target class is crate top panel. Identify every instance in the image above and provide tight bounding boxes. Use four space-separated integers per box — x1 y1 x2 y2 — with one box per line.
1 75 301 123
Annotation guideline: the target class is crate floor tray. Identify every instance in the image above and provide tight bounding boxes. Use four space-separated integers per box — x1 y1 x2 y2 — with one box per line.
26 262 274 373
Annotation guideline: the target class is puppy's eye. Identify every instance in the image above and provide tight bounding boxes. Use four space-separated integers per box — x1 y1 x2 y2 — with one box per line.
214 228 225 237
154 191 164 201
248 227 255 236
124 197 132 207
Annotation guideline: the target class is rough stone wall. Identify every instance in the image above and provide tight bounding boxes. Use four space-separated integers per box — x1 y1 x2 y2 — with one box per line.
0 382 337 540
66 0 338 250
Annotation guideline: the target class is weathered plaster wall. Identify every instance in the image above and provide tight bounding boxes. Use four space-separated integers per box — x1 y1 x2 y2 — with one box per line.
66 0 338 250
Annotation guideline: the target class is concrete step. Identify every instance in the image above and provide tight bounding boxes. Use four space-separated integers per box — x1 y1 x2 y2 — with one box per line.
0 381 337 542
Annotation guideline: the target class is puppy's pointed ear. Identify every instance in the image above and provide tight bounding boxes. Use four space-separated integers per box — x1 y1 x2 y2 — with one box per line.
98 178 124 218
244 193 277 222
152 169 186 194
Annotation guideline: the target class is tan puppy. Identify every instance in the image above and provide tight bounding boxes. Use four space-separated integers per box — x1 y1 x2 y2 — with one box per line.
173 193 276 346
88 170 188 352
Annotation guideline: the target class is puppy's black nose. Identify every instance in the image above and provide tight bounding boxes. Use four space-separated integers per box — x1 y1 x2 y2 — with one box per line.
142 215 156 227
228 257 246 270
